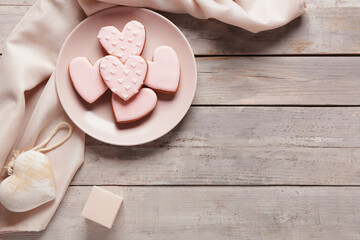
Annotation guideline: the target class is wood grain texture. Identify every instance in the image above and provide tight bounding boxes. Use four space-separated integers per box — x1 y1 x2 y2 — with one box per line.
1 3 360 54
2 186 360 240
2 1 360 239
0 0 35 5
195 56 360 105
306 0 360 7
0 6 30 52
3 55 360 105
73 107 360 185
163 6 360 55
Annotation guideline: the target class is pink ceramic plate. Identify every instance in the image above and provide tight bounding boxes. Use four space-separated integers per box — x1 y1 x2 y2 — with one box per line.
56 7 197 146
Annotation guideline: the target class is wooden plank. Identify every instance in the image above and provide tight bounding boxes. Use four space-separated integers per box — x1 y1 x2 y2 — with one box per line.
0 6 30 53
2 186 360 239
195 56 360 105
306 0 360 7
162 6 360 55
1 4 360 55
0 0 35 6
74 107 360 185
2 54 360 105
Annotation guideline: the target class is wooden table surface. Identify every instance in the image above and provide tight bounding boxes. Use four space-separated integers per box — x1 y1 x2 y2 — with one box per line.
1 0 360 239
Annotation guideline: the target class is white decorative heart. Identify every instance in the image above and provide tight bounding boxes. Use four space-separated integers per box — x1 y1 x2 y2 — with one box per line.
69 57 108 104
97 21 146 63
100 55 148 101
144 46 180 93
0 151 56 212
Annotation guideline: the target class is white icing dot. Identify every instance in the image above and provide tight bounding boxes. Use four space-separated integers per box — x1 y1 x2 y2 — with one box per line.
125 85 131 91
105 76 111 81
139 25 144 29
130 63 137 68
108 50 114 54
105 36 111 40
118 36 124 41
126 25 132 31
134 89 139 94
117 78 123 84
111 30 116 35
140 59 145 64
110 69 116 75
128 38 134 43
123 69 130 75
111 88 117 93
112 42 118 46
133 31 138 36
112 61 118 66
100 64 106 69
122 93 129 99
117 52 124 58
120 46 126 50
136 70 142 76
136 43 142 47
97 35 102 39
105 56 110 60
131 50 137 55
132 78 137 84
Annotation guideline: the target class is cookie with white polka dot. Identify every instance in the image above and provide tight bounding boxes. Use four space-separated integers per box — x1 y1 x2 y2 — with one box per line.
97 21 146 63
99 55 148 101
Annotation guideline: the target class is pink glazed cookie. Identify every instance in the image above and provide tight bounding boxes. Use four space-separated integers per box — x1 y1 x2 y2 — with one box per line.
144 46 180 93
69 57 108 103
111 88 158 123
100 55 148 101
97 21 146 63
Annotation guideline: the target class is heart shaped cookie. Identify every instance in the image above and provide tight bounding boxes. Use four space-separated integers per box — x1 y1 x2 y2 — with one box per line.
100 55 148 101
111 88 157 123
69 57 108 103
0 151 56 212
97 21 146 63
144 46 180 93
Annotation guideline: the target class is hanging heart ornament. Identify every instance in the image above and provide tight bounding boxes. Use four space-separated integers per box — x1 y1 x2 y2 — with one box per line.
0 151 56 212
0 122 73 212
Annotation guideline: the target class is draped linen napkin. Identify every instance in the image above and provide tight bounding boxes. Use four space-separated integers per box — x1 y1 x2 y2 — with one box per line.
0 0 305 233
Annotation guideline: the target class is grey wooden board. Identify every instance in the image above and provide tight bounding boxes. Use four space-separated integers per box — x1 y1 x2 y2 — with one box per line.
2 186 360 240
0 6 30 52
1 0 360 239
194 56 360 105
0 0 35 5
3 55 360 105
74 107 360 185
2 3 360 54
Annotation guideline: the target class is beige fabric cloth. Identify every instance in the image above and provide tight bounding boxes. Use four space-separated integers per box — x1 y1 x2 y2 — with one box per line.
79 0 306 33
0 0 86 233
0 0 305 233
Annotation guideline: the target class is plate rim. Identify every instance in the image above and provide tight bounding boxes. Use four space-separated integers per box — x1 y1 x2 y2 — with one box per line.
55 6 197 146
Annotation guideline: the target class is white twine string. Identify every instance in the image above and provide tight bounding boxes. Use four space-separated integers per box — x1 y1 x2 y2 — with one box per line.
4 122 73 175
